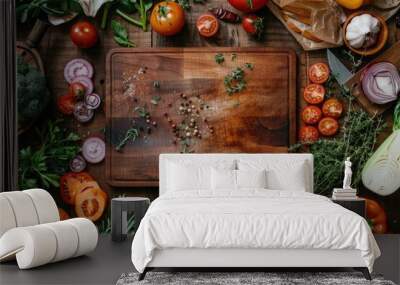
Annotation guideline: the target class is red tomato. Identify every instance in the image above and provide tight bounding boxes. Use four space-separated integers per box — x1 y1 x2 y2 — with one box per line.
318 117 339 136
70 21 98 49
308 62 330 84
302 105 322 125
75 187 108 222
69 82 86 98
196 14 219 37
228 0 268 12
57 94 76 115
322 98 343 119
364 197 387 234
303 83 325 105
242 15 264 38
58 208 70 220
150 2 185 36
299 126 319 144
60 172 94 205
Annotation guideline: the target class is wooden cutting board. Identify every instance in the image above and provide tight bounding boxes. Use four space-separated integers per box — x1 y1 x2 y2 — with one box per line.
106 48 296 187
346 41 400 115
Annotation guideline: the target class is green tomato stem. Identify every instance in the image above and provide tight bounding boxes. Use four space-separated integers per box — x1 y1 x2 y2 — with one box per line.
101 2 111 30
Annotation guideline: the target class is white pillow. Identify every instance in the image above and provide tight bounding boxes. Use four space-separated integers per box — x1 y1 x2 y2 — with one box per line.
238 159 309 191
237 169 267 189
211 169 267 190
166 160 235 192
211 168 236 190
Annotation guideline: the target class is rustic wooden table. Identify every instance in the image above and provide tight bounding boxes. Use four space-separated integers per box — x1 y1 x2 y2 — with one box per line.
17 1 398 200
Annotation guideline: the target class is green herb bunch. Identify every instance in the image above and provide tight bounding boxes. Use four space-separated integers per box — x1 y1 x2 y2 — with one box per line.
19 120 80 190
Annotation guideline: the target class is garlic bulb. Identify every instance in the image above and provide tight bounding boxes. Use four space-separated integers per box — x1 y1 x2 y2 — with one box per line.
346 14 380 49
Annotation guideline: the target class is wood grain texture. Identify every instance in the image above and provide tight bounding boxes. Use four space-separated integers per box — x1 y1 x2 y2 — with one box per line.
106 48 296 186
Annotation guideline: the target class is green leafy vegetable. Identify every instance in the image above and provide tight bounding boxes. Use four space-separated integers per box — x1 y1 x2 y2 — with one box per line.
173 0 206 10
17 56 50 130
116 0 152 31
215 53 225 65
111 20 135 47
19 120 80 190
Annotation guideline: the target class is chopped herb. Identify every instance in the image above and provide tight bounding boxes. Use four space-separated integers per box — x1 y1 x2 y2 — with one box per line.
224 67 248 95
134 106 149 117
151 95 161 105
116 127 139 151
215 53 225 64
111 20 136 47
174 0 206 10
245 63 254 70
231 53 237 61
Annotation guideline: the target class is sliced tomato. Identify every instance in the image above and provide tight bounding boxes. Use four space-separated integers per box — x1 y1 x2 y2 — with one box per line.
364 197 387 234
322 98 343 119
303 83 325 104
299 125 319 144
60 172 94 205
57 94 76 115
58 208 70 220
197 14 219 37
302 105 322 125
308 62 330 84
318 117 339 136
75 187 107 222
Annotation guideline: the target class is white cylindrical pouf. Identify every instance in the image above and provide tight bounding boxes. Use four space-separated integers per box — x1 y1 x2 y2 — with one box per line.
23 189 59 224
0 196 17 237
42 221 79 263
1 191 39 227
66 218 98 257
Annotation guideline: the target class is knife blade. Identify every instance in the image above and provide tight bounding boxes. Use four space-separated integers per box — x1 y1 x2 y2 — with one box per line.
326 49 353 87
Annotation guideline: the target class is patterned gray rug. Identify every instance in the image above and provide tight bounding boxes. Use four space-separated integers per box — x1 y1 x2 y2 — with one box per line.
116 272 395 285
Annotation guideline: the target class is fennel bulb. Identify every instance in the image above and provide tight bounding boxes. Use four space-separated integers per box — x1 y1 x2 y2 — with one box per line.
362 101 400 196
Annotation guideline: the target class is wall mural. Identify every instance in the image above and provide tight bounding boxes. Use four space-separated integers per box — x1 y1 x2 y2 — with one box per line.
15 0 400 234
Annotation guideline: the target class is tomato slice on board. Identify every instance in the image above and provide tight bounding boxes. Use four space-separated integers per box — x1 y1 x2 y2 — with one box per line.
299 125 319 144
75 187 107 222
57 94 76 115
196 14 219 37
308 63 330 84
303 84 325 104
301 105 322 125
318 117 339 136
322 98 343 119
60 172 94 205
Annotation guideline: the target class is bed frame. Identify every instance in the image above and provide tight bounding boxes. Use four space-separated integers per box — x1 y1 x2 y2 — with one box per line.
139 154 372 281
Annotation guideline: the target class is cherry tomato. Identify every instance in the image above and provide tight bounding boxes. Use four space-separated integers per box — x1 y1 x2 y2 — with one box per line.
196 14 219 37
299 126 319 144
322 98 343 119
60 172 94 205
318 117 339 136
70 21 98 49
242 15 264 38
228 0 268 13
364 197 387 234
303 83 325 105
302 105 322 125
150 1 185 36
69 82 86 99
57 94 76 115
308 62 330 84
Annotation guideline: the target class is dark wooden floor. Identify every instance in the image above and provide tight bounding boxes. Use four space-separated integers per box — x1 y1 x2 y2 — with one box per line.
0 235 133 285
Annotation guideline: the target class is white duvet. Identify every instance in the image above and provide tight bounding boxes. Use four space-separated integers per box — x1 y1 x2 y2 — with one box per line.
131 190 380 273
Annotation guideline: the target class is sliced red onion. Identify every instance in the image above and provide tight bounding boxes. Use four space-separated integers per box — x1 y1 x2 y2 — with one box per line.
73 101 94 123
361 62 400 105
82 137 105 164
72 76 94 96
70 155 87 172
64 58 94 83
85 93 101 110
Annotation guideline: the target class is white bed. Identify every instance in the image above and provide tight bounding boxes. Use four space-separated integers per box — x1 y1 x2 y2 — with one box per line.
131 154 380 280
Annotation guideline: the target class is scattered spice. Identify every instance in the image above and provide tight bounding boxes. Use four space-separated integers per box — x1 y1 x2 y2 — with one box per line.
153 80 160 88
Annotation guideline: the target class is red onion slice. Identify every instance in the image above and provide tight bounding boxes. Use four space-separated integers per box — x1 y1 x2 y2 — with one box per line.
73 101 94 123
72 76 94 96
361 62 400 105
82 137 105 164
64 58 94 83
85 93 101 110
70 155 87 172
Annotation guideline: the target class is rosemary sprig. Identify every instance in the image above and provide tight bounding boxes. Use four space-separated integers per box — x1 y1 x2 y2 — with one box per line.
116 128 139 151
